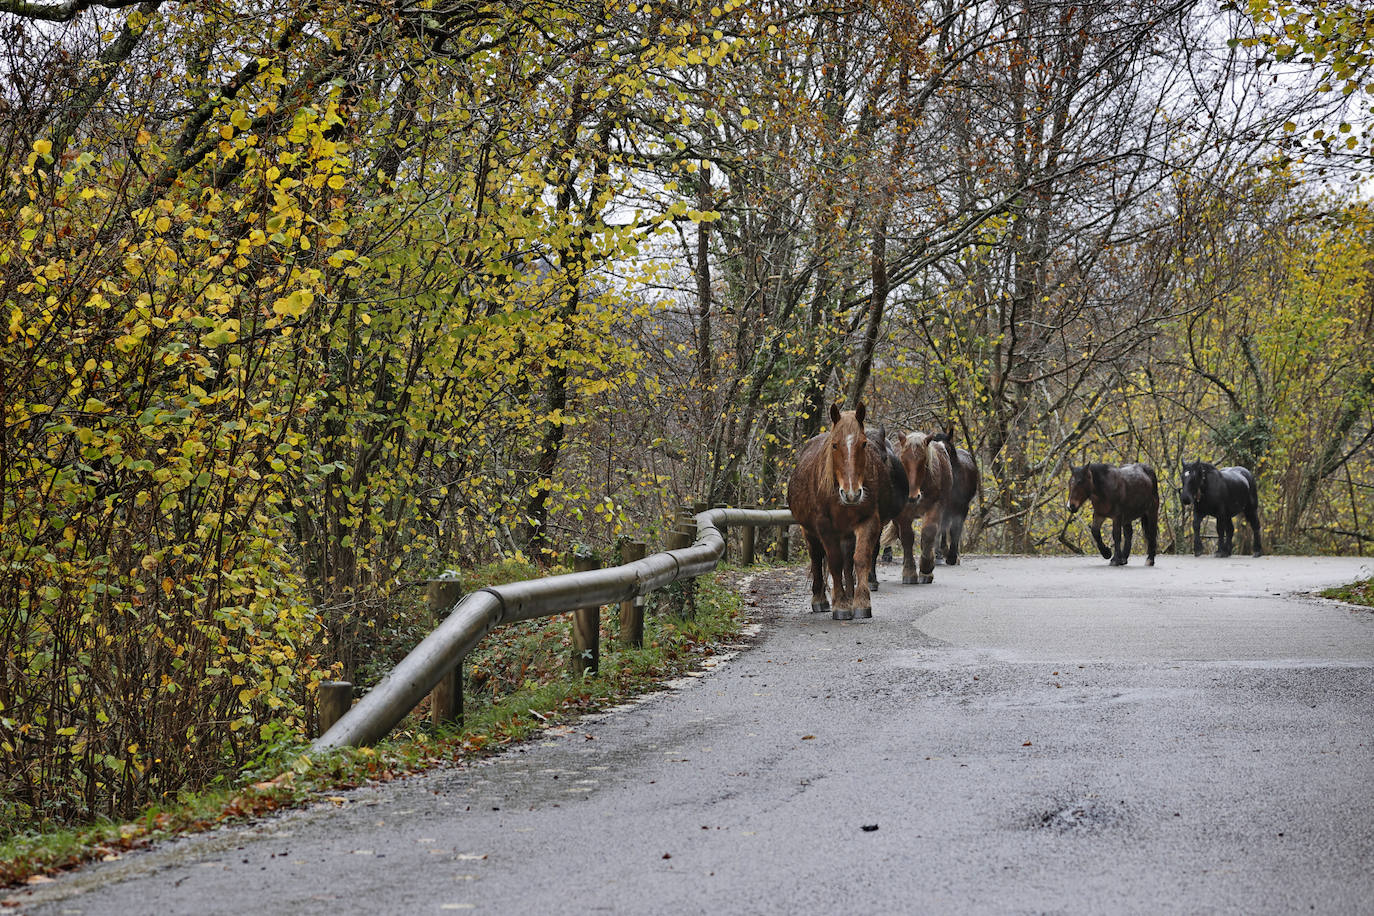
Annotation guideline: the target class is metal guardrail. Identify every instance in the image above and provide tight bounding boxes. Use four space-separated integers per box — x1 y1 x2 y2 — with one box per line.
312 506 794 750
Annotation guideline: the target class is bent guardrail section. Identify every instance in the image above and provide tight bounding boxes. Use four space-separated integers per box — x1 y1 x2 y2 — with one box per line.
312 506 794 750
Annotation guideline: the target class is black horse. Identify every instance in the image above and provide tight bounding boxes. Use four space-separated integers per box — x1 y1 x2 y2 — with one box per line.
1066 463 1159 566
860 425 909 589
931 427 980 565
1180 461 1262 558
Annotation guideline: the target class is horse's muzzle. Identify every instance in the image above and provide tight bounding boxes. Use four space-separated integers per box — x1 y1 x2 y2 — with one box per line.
838 488 866 506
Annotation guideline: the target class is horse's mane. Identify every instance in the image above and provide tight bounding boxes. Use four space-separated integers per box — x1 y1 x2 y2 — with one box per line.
1089 462 1110 492
818 430 838 497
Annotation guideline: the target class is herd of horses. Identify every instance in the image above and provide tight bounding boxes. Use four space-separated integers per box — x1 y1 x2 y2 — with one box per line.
787 404 1264 621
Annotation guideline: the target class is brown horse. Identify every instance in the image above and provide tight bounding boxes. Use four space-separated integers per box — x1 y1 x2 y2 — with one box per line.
1067 462 1159 566
787 403 900 620
885 430 953 584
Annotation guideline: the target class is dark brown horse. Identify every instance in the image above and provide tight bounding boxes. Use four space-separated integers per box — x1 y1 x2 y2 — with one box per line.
1066 462 1159 566
787 403 901 620
884 430 954 584
931 426 980 565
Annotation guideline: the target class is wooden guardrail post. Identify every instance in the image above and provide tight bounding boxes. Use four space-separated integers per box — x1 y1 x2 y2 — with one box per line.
427 578 465 727
668 504 694 550
317 680 353 738
662 506 697 619
742 506 757 565
619 540 647 648
777 523 790 561
572 554 601 675
714 502 731 562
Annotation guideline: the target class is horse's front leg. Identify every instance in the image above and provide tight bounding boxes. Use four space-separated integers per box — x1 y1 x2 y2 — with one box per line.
915 507 939 583
1216 516 1234 558
1192 509 1204 556
823 533 851 619
1090 515 1112 560
944 513 965 565
1109 517 1126 566
1120 520 1134 565
867 530 881 592
899 515 920 585
850 516 881 618
806 531 829 614
840 533 857 602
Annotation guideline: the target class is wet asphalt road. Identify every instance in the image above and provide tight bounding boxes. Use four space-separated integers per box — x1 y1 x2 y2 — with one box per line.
9 554 1374 915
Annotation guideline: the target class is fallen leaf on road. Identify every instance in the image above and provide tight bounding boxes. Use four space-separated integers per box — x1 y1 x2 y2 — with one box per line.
861 824 878 832
25 875 54 885
1022 741 1032 747
801 735 815 740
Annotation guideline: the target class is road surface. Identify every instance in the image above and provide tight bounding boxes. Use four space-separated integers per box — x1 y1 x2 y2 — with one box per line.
9 555 1374 914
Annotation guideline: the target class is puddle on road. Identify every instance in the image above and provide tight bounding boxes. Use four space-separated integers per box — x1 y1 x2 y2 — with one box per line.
1026 795 1128 833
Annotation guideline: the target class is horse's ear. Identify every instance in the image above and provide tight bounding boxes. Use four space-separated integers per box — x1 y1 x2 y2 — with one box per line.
855 402 866 427
944 423 956 443
830 402 841 425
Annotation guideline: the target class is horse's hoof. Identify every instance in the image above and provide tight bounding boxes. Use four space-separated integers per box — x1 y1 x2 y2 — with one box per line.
811 600 830 614
915 573 934 584
945 556 960 566
902 573 920 585
1146 557 1155 566
852 606 872 619
1252 552 1262 558
1098 551 1112 561
832 608 854 621
868 579 880 591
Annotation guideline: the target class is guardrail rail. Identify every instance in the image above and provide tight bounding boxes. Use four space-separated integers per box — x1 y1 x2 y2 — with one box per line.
312 506 793 750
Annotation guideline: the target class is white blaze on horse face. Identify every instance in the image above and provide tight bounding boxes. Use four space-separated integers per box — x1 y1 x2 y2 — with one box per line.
836 433 865 505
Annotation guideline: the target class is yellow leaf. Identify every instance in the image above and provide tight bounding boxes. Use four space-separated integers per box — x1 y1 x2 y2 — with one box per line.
33 138 51 157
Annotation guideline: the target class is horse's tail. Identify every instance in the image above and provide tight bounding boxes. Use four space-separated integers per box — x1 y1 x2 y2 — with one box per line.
880 520 900 548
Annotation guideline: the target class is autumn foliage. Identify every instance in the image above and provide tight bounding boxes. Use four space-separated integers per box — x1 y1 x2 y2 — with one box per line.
1 0 1371 828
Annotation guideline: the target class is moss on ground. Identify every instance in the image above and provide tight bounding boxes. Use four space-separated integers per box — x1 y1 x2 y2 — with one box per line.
1320 578 1374 608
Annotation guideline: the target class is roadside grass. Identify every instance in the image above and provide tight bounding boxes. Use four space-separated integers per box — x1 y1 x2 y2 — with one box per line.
0 567 759 888
1320 578 1374 608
